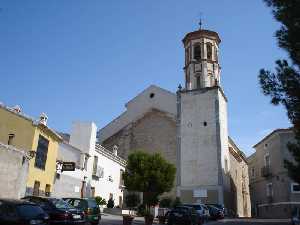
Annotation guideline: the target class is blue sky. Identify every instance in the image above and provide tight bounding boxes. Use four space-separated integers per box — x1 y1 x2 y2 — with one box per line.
0 1 290 156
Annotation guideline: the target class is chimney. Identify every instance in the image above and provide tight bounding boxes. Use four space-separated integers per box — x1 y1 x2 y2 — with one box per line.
113 145 118 156
12 105 21 113
39 113 48 126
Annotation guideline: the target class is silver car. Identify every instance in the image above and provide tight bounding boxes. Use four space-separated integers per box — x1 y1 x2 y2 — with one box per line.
183 204 210 221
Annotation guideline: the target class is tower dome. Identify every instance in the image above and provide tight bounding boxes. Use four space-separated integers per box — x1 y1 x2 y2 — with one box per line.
183 28 221 90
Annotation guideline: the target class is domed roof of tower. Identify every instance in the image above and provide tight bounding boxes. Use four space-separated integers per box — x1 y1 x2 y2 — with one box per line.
182 29 221 45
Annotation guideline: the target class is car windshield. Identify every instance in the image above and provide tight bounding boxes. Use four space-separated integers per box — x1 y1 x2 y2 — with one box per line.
49 199 71 209
17 204 45 220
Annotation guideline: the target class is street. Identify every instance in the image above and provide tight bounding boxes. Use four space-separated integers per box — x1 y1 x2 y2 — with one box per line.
99 215 292 225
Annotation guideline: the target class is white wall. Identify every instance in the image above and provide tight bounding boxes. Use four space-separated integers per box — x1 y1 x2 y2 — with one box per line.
180 88 220 187
98 85 176 143
90 146 125 206
53 121 126 207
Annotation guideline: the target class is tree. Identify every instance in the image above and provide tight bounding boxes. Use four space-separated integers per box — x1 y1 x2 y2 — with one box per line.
95 196 107 206
125 193 140 210
259 0 300 182
123 151 176 215
107 197 115 208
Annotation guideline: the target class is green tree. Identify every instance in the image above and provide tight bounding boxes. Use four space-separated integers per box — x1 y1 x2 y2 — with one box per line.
259 0 300 182
123 151 176 214
125 193 140 210
107 197 115 208
94 196 107 206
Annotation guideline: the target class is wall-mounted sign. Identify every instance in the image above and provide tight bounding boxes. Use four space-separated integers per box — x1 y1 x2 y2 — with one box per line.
62 162 76 172
193 189 207 198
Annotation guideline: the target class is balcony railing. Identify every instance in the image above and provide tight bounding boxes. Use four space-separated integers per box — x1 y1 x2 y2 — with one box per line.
261 166 272 178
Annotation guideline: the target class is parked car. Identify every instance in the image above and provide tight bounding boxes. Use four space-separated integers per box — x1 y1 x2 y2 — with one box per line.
206 205 224 220
292 208 300 225
167 206 202 225
183 203 210 221
63 198 101 225
0 198 49 225
206 204 225 214
22 196 85 225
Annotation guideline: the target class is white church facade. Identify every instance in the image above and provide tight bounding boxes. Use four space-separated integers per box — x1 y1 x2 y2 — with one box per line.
98 27 251 217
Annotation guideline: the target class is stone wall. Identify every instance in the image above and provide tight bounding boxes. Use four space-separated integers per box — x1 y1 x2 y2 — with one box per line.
0 142 29 199
102 109 177 197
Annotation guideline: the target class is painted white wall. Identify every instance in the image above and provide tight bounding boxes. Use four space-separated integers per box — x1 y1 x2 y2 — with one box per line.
90 146 125 206
180 89 220 187
69 122 97 155
98 85 176 143
53 121 126 206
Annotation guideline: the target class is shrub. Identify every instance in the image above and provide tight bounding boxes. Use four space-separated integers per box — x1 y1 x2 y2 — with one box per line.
125 193 140 209
95 196 107 206
172 197 181 208
107 198 115 208
159 197 172 208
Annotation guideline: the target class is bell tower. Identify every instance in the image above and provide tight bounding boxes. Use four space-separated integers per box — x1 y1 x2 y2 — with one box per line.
183 28 221 90
177 26 230 205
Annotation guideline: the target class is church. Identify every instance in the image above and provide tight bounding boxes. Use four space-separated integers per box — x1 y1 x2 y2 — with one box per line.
98 25 251 217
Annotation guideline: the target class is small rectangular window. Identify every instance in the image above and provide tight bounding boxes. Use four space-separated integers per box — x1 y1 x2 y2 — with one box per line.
34 135 49 170
33 181 40 196
193 44 201 60
92 156 98 175
264 153 271 167
206 43 212 60
45 184 51 197
8 134 15 145
291 183 300 193
251 168 255 178
196 76 201 89
266 183 273 197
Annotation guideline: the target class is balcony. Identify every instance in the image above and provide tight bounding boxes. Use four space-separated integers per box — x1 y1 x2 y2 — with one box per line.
261 166 272 178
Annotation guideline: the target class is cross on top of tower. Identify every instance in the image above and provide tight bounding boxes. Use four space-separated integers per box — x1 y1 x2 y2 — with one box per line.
198 13 203 30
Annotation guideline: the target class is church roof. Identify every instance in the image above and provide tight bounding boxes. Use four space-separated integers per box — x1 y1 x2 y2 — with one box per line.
182 29 221 45
98 85 177 143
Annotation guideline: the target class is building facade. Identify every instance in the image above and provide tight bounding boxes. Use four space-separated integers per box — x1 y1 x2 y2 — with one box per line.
53 122 126 207
248 128 299 218
0 142 30 199
98 26 251 217
0 104 62 197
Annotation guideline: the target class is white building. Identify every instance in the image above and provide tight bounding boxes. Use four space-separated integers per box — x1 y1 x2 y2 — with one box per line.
53 121 126 207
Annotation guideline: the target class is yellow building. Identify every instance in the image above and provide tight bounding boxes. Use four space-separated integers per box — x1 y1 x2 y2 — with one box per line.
0 104 62 197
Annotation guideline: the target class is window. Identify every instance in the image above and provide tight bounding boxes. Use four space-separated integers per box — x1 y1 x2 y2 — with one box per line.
196 76 201 89
8 134 15 145
45 184 51 197
83 155 88 171
34 135 49 170
120 169 124 186
264 153 271 167
225 159 228 173
266 183 273 197
214 47 218 61
206 43 212 60
91 187 95 197
92 156 98 175
193 44 201 60
33 181 40 196
291 183 300 193
251 168 255 178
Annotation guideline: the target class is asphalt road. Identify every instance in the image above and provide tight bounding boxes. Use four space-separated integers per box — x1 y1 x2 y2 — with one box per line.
99 215 292 225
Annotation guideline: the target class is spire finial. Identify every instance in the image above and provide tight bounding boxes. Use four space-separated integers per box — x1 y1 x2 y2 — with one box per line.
198 12 203 30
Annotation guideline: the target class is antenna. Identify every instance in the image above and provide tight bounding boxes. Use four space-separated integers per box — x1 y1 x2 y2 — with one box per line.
198 12 203 30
